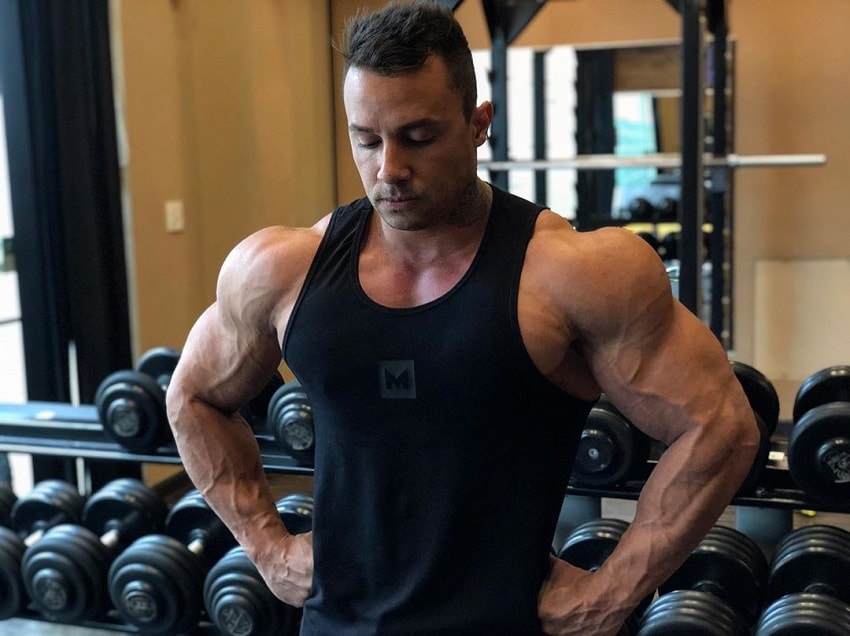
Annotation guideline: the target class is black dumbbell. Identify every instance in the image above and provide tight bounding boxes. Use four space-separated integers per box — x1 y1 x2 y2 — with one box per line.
20 477 168 622
657 525 768 626
765 524 850 608
95 346 181 453
756 592 850 635
730 360 780 494
108 489 236 634
788 366 850 504
556 518 654 619
637 589 750 635
0 481 16 527
203 493 314 636
267 379 315 466
0 479 84 620
239 371 285 431
570 396 652 488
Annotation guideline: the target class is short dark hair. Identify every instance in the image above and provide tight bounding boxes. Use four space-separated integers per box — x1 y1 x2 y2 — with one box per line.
339 1 477 120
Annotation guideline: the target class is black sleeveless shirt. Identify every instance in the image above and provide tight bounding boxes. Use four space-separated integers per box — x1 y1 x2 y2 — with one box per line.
283 186 594 635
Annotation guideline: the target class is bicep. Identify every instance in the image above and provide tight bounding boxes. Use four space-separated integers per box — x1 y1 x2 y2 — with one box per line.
172 302 283 416
577 239 745 445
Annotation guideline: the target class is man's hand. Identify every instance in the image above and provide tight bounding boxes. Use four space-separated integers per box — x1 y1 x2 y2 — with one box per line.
538 556 632 636
255 531 314 607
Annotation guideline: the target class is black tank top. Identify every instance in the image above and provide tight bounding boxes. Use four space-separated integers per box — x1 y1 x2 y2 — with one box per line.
283 186 594 635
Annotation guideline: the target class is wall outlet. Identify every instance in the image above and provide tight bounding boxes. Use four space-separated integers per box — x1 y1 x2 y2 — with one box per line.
165 199 185 233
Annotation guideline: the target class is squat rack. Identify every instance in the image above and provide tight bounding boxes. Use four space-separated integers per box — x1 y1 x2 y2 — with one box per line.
440 0 825 350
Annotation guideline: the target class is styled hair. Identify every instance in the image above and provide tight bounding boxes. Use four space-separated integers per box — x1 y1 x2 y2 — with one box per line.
339 1 477 120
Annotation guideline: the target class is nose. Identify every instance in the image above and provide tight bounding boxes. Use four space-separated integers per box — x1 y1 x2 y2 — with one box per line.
377 141 411 183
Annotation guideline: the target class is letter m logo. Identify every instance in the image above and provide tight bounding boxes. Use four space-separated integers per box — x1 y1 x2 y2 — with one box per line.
379 360 416 399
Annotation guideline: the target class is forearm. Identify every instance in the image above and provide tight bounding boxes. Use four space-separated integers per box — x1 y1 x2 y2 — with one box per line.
593 416 759 613
169 392 288 561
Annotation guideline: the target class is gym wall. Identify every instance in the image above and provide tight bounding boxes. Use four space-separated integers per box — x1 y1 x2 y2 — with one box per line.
115 0 336 356
117 0 850 419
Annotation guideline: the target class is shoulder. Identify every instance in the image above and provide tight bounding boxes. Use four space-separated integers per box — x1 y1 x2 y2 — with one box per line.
216 217 330 331
526 211 674 339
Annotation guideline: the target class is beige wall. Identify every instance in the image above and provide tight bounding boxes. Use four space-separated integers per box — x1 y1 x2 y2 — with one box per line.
120 0 849 419
117 0 335 354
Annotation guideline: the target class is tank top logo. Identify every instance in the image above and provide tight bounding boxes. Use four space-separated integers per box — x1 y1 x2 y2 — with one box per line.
379 360 416 399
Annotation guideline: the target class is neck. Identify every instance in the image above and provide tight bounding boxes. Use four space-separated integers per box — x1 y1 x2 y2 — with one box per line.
447 179 492 228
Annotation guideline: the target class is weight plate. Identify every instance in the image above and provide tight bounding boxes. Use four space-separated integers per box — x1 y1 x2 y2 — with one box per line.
166 490 236 570
787 403 850 504
731 361 780 435
135 347 181 387
571 404 648 488
0 526 26 619
22 523 111 621
772 525 850 562
95 370 169 453
10 480 84 536
659 525 767 625
84 478 168 548
558 518 628 569
109 534 204 635
756 593 850 635
204 545 299 636
269 381 316 466
793 366 850 423
768 529 850 604
638 590 749 636
240 372 285 430
0 484 16 527
276 494 314 535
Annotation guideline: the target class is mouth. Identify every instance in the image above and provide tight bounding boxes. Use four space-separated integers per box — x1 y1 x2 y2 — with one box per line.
378 194 417 211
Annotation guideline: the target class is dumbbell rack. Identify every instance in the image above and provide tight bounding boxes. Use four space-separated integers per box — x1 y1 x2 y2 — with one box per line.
0 401 313 475
0 401 307 634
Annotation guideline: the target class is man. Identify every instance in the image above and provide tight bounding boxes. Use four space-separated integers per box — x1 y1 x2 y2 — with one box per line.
166 2 760 634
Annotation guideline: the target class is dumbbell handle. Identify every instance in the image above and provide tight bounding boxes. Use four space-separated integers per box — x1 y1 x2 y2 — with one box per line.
97 509 149 552
22 511 72 547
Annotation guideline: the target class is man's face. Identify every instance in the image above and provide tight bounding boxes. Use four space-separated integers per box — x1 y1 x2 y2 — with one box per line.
343 56 491 231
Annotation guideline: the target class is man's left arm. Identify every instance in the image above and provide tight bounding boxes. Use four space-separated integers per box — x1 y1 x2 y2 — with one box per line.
538 229 761 635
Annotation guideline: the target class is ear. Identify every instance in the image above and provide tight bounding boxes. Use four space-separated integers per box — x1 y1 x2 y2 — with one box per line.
471 101 494 147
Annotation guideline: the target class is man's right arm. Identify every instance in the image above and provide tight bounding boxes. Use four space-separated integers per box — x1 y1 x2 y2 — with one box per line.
165 225 321 606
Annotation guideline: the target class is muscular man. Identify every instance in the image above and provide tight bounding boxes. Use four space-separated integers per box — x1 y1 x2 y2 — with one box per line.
166 3 760 634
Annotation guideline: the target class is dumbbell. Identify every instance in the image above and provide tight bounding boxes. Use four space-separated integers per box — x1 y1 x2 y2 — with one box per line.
637 590 750 635
0 481 16 526
0 479 84 620
95 346 180 453
204 493 314 636
556 518 654 620
108 488 236 634
730 360 780 494
570 396 652 488
267 379 315 466
788 365 850 504
657 525 768 626
20 477 168 622
239 371 285 431
756 592 850 635
765 524 850 608
756 524 850 635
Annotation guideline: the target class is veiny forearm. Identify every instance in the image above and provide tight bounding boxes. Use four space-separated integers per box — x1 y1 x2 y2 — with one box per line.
169 391 288 560
593 416 759 614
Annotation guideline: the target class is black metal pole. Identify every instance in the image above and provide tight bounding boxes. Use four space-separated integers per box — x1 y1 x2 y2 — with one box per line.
533 50 548 205
678 0 705 315
488 27 509 191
